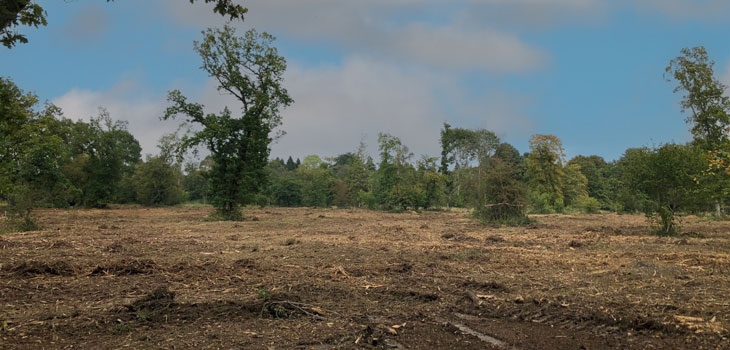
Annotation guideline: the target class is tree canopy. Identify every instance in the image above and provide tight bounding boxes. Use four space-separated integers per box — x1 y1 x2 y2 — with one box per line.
665 46 730 151
164 25 292 220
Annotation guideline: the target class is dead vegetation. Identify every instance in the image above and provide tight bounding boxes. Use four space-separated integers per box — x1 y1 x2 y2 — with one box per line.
0 207 729 349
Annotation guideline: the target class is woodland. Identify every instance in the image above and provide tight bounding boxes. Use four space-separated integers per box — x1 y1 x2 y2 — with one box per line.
3 2 730 234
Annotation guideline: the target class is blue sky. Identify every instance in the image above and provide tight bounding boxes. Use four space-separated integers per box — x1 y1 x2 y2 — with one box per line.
4 0 730 162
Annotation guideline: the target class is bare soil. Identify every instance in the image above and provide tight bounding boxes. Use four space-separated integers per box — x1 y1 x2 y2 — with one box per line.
1 207 729 349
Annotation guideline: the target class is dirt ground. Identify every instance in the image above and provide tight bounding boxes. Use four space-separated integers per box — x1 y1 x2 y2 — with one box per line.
1 206 729 349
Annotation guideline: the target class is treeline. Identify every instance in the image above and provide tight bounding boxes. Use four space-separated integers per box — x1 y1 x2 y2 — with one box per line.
3 45 730 235
0 75 721 232
0 78 183 223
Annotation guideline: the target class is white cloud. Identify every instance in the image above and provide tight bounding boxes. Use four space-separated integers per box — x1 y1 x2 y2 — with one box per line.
52 79 173 158
267 57 535 160
391 23 547 72
162 0 550 73
50 54 538 163
270 57 445 160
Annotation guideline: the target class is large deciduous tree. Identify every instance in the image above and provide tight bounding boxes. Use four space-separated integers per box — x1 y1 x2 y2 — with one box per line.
666 46 730 216
164 25 292 220
666 46 730 151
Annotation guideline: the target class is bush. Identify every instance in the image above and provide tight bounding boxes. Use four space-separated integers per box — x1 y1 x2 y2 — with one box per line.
358 190 377 210
528 191 563 214
575 196 601 214
473 203 532 226
647 205 679 236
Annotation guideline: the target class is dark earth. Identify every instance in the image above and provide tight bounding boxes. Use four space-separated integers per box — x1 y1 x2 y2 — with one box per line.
1 206 728 349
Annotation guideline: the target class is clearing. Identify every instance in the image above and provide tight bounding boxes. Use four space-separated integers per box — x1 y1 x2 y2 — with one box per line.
1 207 729 349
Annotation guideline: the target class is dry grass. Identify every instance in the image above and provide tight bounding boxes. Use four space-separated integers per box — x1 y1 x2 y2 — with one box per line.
0 207 728 349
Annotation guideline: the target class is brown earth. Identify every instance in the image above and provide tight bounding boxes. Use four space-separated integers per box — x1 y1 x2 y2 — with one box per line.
1 206 729 349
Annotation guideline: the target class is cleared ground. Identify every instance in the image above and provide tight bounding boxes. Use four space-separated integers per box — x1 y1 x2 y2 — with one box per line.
1 206 729 349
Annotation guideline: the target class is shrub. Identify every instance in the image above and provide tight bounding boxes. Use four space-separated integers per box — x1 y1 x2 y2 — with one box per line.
575 196 601 214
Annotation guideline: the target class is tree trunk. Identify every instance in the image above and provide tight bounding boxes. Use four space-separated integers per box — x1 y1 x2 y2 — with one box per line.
715 199 722 217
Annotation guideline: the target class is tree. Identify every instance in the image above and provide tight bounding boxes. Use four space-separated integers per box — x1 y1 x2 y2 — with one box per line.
666 47 730 216
525 134 566 213
562 163 588 209
1 0 246 49
79 109 141 208
619 144 706 235
285 156 298 171
0 79 78 230
439 124 500 207
164 25 292 220
475 156 529 225
183 157 212 203
4 110 73 230
0 1 46 48
375 133 424 211
666 46 730 151
267 170 302 207
0 77 37 198
297 155 334 207
132 156 184 206
416 156 446 209
567 155 612 209
346 143 373 207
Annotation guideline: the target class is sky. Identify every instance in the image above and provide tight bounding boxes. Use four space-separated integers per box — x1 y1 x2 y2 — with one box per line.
4 0 730 163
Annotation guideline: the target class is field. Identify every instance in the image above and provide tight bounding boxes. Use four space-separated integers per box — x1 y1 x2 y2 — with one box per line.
1 207 729 349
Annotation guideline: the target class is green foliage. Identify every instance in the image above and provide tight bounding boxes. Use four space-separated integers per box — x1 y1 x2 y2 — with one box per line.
332 179 350 207
183 158 211 203
0 77 36 198
0 0 47 48
475 156 530 225
164 26 292 220
567 155 613 209
562 163 588 208
439 124 501 207
297 157 335 207
285 156 298 171
186 0 247 20
666 46 730 151
666 47 730 217
358 190 377 210
525 134 565 213
419 170 447 209
267 171 302 207
132 156 184 206
345 147 372 207
374 133 432 211
574 196 601 214
0 79 76 228
78 109 141 208
618 144 706 235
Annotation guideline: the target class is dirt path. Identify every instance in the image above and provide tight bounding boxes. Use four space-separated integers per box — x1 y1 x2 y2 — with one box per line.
1 207 728 349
